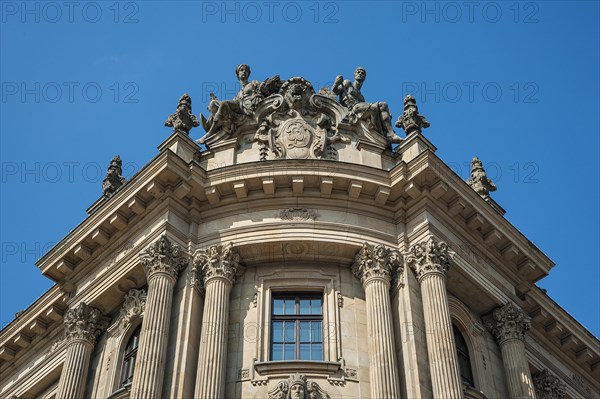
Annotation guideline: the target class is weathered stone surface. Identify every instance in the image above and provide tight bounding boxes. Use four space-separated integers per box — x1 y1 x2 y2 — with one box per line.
404 236 452 281
63 302 109 344
466 156 497 199
102 155 126 198
395 95 430 136
165 93 200 135
533 369 566 399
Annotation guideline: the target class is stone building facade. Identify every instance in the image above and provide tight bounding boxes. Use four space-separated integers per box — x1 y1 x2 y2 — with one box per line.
1 67 598 399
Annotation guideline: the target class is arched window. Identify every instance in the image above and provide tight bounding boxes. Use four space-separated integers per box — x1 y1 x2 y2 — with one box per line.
453 324 474 387
119 325 141 387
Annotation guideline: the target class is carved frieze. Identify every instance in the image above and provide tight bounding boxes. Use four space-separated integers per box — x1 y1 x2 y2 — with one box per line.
63 302 109 345
139 235 189 281
351 242 402 285
193 242 244 285
279 208 317 221
487 302 531 344
268 373 331 399
533 369 566 399
404 236 453 282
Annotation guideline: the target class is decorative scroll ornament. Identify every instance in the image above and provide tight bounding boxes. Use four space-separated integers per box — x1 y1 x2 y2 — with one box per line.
193 242 244 285
117 289 147 331
466 156 497 199
165 93 200 135
404 236 453 281
63 302 109 344
102 155 126 198
139 236 190 280
395 95 430 136
351 242 401 285
253 77 349 161
268 373 331 399
533 369 566 399
487 302 531 344
279 208 317 221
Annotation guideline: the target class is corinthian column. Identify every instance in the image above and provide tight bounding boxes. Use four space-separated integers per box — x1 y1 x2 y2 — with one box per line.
405 237 463 399
488 302 536 399
193 243 244 399
56 302 108 399
130 236 189 399
352 242 402 398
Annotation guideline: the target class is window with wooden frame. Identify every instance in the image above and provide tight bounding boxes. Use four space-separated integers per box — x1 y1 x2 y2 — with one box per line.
270 294 323 361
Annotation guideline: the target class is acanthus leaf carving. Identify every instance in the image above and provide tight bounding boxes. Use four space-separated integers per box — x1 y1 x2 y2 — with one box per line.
117 288 147 331
193 242 244 285
63 302 109 345
533 369 566 399
351 242 401 285
404 236 453 281
139 235 189 281
268 373 331 399
487 302 531 344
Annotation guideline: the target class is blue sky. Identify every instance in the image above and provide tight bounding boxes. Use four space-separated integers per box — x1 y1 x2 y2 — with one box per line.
1 1 598 337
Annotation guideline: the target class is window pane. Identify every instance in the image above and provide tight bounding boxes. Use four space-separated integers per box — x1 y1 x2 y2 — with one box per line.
273 299 284 315
312 321 322 342
311 343 323 360
300 343 310 360
311 298 322 315
272 343 283 361
272 321 283 342
299 299 311 315
284 322 296 342
284 344 295 360
284 298 296 315
299 321 310 341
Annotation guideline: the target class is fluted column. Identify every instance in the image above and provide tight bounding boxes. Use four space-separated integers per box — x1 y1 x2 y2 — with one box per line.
56 302 108 399
130 236 189 399
352 243 401 398
488 302 536 399
405 237 463 399
194 243 244 399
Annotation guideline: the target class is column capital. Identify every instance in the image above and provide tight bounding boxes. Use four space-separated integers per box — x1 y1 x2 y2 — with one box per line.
64 302 109 345
193 242 244 286
404 236 453 282
533 369 567 399
351 242 401 286
139 235 189 281
488 302 531 344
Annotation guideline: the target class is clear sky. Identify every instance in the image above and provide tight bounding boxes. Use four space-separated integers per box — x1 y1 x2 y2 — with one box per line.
1 1 599 337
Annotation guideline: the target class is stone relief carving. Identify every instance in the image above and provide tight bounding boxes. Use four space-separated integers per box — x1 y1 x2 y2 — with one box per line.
351 242 402 284
268 373 331 399
487 302 531 344
332 67 402 144
279 208 318 221
466 156 497 199
404 236 453 281
164 93 200 135
116 288 147 331
102 155 126 198
139 235 190 280
253 77 349 161
395 95 430 136
63 302 109 344
193 242 244 285
571 373 592 396
533 369 567 399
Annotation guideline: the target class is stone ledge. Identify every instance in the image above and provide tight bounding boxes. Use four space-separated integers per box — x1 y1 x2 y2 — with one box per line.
254 360 341 376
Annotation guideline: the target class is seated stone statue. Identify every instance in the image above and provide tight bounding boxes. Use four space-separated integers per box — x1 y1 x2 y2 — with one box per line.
332 67 401 143
201 64 281 140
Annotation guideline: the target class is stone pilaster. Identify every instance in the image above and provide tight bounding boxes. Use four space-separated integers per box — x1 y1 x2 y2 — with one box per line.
488 302 536 399
405 236 463 399
193 243 244 399
56 302 108 399
351 242 402 398
130 236 189 399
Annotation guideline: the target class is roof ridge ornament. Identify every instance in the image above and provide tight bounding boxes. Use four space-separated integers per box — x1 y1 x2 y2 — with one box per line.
164 93 200 135
466 156 497 199
395 94 430 137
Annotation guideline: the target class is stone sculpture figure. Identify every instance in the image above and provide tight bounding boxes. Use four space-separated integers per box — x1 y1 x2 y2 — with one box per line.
395 94 430 136
102 155 125 197
332 67 401 143
466 156 497 199
268 373 330 399
164 93 200 135
199 64 281 143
